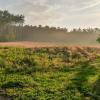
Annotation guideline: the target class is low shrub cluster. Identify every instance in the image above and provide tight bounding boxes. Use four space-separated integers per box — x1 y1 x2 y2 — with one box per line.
0 47 100 100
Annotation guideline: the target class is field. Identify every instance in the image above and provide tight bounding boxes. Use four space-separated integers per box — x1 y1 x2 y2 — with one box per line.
0 45 100 100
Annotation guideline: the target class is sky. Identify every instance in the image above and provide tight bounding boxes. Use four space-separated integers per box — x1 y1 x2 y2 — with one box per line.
0 0 100 29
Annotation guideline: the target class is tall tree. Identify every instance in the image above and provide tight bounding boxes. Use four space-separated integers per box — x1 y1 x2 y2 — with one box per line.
0 10 24 41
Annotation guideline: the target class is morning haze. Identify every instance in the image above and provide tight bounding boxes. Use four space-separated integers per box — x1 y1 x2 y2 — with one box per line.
0 0 100 45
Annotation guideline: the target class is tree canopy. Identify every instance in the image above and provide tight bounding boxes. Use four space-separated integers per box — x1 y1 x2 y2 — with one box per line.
0 10 24 25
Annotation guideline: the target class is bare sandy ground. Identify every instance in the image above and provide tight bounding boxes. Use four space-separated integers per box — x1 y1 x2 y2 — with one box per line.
0 42 60 48
0 41 100 48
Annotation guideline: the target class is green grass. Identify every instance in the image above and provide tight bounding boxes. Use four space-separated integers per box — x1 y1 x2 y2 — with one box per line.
0 47 100 100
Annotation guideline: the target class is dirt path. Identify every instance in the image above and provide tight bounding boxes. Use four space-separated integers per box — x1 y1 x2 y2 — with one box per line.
0 41 100 48
0 42 60 48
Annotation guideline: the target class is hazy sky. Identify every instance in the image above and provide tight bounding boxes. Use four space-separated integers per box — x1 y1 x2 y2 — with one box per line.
0 0 100 29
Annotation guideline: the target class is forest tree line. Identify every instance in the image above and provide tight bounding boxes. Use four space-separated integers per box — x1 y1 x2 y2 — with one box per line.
0 10 100 42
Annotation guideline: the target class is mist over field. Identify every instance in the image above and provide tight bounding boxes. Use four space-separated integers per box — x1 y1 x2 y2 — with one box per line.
0 0 100 46
27 30 99 45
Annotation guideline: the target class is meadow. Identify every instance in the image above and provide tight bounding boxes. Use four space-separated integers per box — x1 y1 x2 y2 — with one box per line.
0 47 100 100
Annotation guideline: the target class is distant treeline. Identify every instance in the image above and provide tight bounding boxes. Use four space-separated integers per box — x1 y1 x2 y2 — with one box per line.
0 10 100 42
1 23 100 42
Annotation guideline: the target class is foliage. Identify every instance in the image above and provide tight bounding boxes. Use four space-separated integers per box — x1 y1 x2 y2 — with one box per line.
97 35 100 43
0 47 100 100
0 10 24 25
